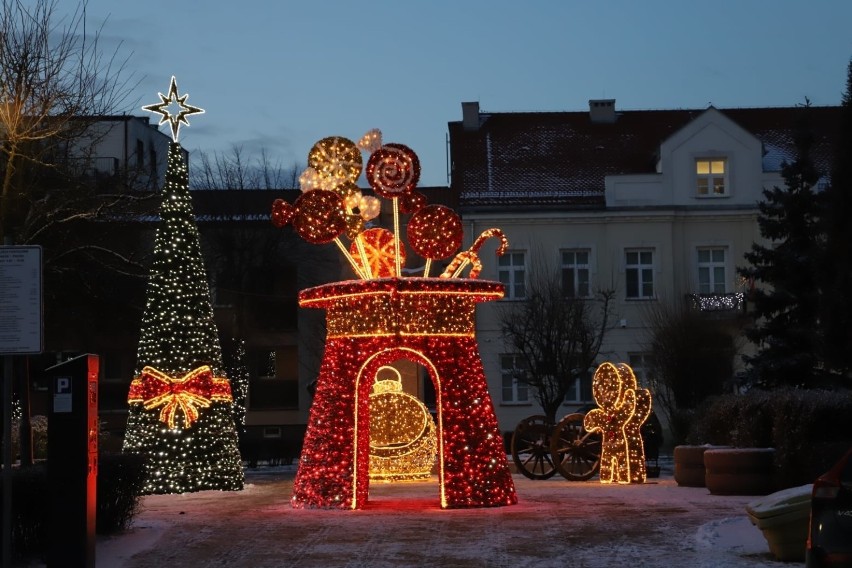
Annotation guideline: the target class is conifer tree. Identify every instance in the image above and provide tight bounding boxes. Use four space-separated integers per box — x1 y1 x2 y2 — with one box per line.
819 58 852 382
123 142 244 494
225 338 249 432
737 108 824 388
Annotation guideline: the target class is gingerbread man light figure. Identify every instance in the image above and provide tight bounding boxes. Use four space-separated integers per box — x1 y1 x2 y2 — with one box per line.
583 362 652 484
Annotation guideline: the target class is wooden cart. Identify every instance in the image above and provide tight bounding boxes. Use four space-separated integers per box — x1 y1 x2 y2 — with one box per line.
510 412 602 480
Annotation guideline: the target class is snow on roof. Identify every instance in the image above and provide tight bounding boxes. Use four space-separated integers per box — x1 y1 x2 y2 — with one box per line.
449 106 841 207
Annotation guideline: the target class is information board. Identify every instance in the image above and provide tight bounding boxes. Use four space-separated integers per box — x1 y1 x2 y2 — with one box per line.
0 245 43 354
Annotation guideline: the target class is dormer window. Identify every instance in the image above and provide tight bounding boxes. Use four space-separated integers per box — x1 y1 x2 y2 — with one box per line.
696 158 727 196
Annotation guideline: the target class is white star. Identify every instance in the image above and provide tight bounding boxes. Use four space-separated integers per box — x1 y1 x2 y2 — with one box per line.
142 76 205 142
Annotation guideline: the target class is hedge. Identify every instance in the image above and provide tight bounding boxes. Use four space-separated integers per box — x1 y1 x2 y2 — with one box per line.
0 452 146 561
687 388 852 488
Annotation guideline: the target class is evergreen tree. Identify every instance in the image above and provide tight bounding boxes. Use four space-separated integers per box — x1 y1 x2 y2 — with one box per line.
738 108 824 388
819 58 852 382
123 142 244 494
225 338 249 433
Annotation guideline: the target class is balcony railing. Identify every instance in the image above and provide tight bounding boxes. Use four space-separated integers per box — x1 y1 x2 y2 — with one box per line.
61 156 120 179
685 292 745 313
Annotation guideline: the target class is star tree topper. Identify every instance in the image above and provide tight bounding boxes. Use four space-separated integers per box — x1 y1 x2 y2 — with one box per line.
142 76 204 142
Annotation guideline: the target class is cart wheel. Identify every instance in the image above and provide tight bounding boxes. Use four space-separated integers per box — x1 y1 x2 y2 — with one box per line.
550 413 601 481
511 415 558 480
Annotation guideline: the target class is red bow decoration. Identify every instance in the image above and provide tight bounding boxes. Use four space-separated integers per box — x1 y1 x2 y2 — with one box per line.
128 365 232 429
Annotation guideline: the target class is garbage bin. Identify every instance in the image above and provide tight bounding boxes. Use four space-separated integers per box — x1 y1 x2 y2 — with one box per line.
746 484 812 562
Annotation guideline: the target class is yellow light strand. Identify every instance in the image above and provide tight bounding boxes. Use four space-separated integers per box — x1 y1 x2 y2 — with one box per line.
393 196 401 278
334 237 368 279
354 234 374 279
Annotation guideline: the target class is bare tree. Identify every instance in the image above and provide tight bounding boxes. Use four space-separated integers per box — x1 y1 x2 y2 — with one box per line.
0 0 137 468
642 300 744 445
0 0 136 242
500 257 615 424
192 145 300 190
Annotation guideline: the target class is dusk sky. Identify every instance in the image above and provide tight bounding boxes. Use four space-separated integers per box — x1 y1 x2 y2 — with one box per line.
70 0 852 187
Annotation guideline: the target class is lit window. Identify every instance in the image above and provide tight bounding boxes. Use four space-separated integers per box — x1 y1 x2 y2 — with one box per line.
697 247 727 294
561 250 590 298
625 249 654 299
696 158 727 196
500 355 529 404
498 251 526 299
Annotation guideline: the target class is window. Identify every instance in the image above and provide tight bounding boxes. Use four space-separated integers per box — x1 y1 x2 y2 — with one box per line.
248 347 299 409
136 139 144 169
697 247 727 294
500 355 529 404
696 158 727 196
498 251 526 299
563 369 593 403
625 249 654 299
561 250 590 298
628 353 654 388
262 427 282 439
149 146 158 177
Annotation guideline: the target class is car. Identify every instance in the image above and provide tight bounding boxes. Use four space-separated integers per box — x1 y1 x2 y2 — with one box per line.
806 447 852 567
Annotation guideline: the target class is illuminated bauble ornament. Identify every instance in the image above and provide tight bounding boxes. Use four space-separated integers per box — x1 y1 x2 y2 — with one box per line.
308 137 363 190
345 214 365 240
366 143 421 199
369 367 437 482
293 189 347 244
349 228 404 278
407 204 462 260
399 191 427 215
357 128 383 153
271 199 295 228
359 195 381 221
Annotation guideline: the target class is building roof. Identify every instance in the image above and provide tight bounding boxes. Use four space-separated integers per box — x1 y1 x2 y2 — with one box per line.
448 104 841 208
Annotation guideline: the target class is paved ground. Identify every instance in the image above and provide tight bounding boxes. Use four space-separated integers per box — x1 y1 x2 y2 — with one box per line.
94 464 789 568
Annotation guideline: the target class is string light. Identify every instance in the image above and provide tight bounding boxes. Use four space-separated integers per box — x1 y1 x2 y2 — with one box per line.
127 366 232 429
290 278 516 509
124 138 243 495
583 362 652 484
141 76 204 142
278 133 516 509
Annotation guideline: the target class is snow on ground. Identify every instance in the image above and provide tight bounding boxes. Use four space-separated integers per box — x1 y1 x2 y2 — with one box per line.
78 457 802 568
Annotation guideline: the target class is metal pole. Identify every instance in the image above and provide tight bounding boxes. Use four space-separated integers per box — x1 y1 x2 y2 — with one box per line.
3 234 13 567
3 354 12 568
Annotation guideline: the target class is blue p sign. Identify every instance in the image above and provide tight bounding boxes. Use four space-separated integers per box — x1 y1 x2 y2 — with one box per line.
56 376 71 394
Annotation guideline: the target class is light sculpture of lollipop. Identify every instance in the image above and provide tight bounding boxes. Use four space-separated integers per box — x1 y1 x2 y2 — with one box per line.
273 130 508 281
274 131 517 510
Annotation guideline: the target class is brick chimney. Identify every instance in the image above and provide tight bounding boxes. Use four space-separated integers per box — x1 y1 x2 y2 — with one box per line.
462 101 480 130
589 99 616 123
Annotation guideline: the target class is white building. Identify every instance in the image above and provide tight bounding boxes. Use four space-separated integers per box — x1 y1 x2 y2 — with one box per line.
448 100 839 434
67 114 179 191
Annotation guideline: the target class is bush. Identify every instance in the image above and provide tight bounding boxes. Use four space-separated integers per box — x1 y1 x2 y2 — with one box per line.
687 388 852 488
687 395 738 446
97 453 146 534
0 465 50 559
0 452 146 560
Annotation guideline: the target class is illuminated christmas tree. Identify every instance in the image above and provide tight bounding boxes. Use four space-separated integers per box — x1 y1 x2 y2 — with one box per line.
123 77 243 494
225 337 249 432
